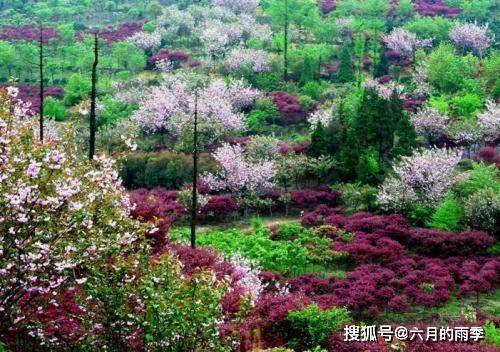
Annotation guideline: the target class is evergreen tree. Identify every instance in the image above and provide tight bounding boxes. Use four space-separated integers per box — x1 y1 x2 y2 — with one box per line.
300 55 315 85
309 122 328 157
338 44 355 83
374 47 389 78
390 90 417 157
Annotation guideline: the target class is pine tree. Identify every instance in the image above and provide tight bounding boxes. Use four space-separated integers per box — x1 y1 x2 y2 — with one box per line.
300 55 315 85
390 90 417 157
338 44 355 83
309 122 328 157
374 47 389 78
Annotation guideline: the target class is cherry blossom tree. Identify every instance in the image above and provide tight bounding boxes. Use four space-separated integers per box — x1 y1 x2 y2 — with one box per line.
0 88 146 343
127 30 162 51
381 28 432 58
225 48 271 73
378 148 463 210
410 106 450 142
132 75 257 137
449 22 491 56
307 106 335 129
212 0 259 14
477 100 500 143
202 143 277 195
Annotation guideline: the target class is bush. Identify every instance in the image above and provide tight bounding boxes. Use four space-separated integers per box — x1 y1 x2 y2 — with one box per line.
120 151 216 189
458 162 499 198
450 93 483 118
428 194 464 231
287 304 351 349
43 96 66 121
337 183 378 214
464 187 500 234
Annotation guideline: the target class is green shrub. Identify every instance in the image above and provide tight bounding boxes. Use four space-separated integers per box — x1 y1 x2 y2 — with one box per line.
195 229 310 275
43 97 66 121
428 194 464 231
450 93 483 118
287 304 351 349
251 72 282 91
407 204 434 227
120 151 216 189
464 187 500 234
337 183 378 213
300 81 324 100
299 95 316 112
484 321 500 346
458 162 500 198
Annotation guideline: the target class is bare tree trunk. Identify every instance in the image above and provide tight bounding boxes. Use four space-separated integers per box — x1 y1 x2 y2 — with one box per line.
190 91 199 249
39 24 44 142
89 32 99 161
283 0 289 81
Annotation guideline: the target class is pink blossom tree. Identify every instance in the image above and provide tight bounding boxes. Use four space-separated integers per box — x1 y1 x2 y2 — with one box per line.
212 0 259 14
478 100 499 143
449 22 491 57
381 28 432 58
132 75 257 137
410 107 450 143
225 48 271 73
378 148 463 210
202 143 277 195
127 31 162 51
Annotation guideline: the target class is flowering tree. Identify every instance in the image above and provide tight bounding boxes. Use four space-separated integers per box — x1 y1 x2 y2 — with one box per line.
381 28 432 58
202 143 277 195
307 107 335 129
127 30 162 51
478 100 500 143
132 75 257 137
225 48 271 73
0 88 144 344
212 0 259 14
449 22 491 56
378 148 463 210
362 77 404 100
410 107 450 142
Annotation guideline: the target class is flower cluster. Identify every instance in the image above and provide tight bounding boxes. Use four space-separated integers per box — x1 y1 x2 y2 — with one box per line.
450 22 491 56
132 74 254 136
212 0 259 14
362 78 404 100
378 148 463 209
307 107 335 128
202 143 277 195
127 30 162 51
381 28 432 58
411 107 450 141
225 48 271 73
0 25 60 42
477 100 500 143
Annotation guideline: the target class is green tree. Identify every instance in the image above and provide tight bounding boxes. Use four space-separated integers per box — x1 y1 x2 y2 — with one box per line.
64 73 91 105
338 44 355 83
109 41 146 73
43 96 66 121
0 41 14 77
374 46 389 78
309 122 328 157
262 0 317 80
428 193 464 231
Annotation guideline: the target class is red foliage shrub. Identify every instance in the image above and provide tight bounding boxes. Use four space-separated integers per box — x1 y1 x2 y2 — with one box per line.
199 195 239 219
414 0 461 18
99 22 143 43
271 92 305 125
477 146 497 164
0 26 60 42
291 185 341 209
322 0 336 15
0 84 64 114
289 274 332 295
149 49 189 65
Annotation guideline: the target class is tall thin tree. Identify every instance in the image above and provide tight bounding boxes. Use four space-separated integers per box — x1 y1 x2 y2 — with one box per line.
89 32 99 161
39 23 44 142
283 0 289 81
190 90 199 249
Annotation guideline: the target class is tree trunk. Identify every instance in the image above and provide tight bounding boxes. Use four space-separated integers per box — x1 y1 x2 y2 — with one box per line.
283 0 289 81
190 91 199 249
89 32 99 161
39 25 44 142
